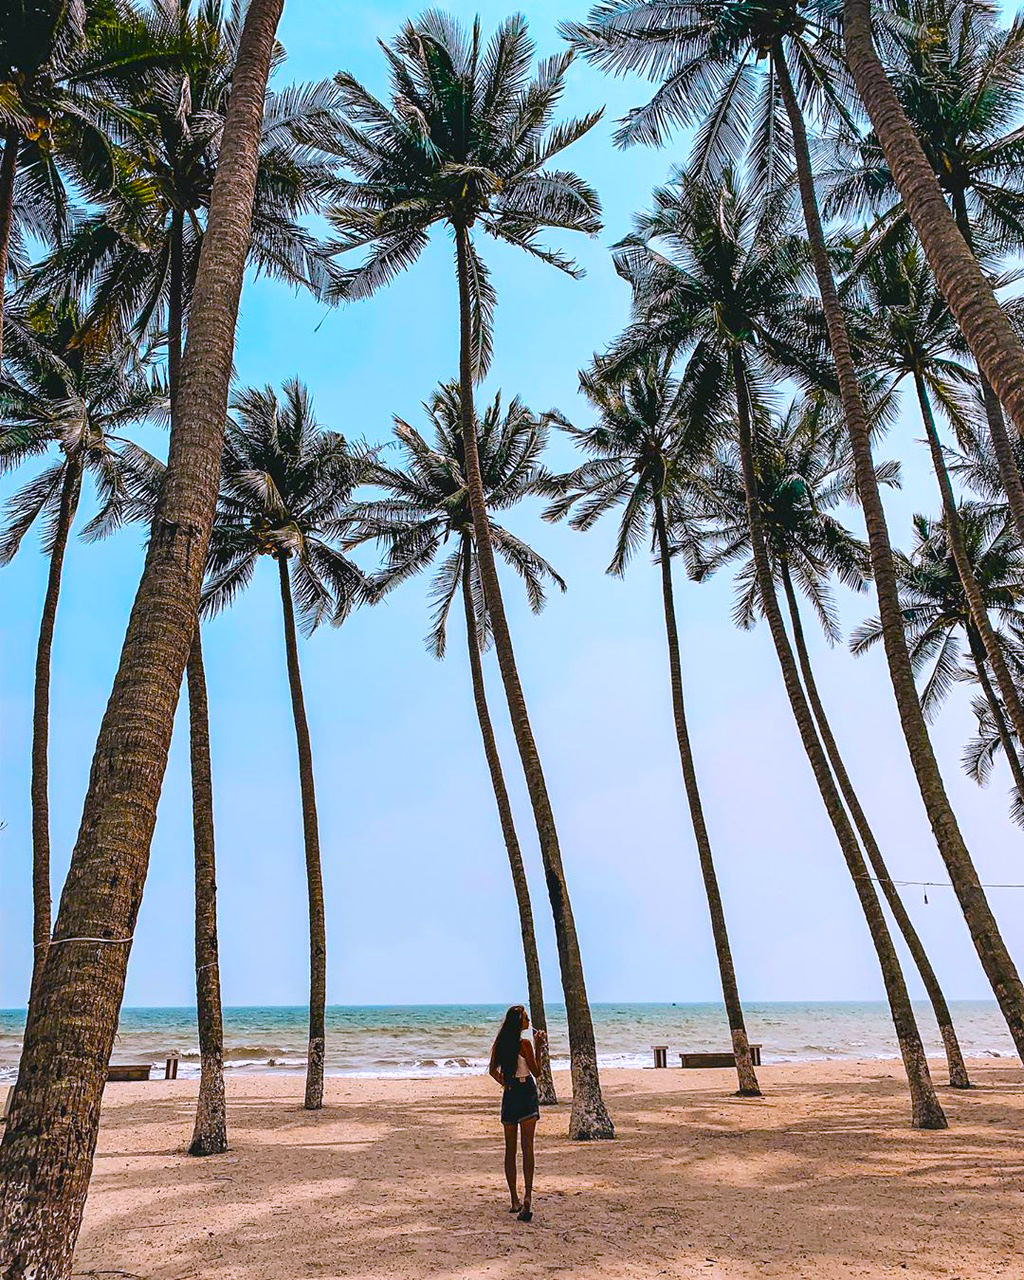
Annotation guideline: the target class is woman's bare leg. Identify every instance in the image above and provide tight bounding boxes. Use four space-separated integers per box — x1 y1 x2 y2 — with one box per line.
503 1123 520 1209
520 1117 538 1213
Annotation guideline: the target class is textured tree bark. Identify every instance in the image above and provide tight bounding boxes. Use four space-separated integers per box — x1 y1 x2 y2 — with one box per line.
946 187 1024 550
912 372 1024 762
843 0 1024 479
28 459 82 1005
460 540 556 1105
734 351 946 1129
186 631 228 1155
776 42 1024 1065
653 495 760 1096
168 207 185 424
0 125 18 374
780 564 971 1089
0 2 284 1271
963 622 1024 811
454 223 612 1139
277 555 327 1111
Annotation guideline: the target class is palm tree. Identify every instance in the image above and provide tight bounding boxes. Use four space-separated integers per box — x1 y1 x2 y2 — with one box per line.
118 449 229 1156
351 381 560 1106
28 0 335 411
611 168 946 1127
542 357 761 1096
842 236 1024 769
320 12 612 1138
0 0 168 369
567 0 1024 1065
842 0 1024 540
701 399 971 1087
830 0 1024 557
202 378 370 1113
184 625 227 1155
0 298 163 1000
852 507 1024 806
0 0 285 1268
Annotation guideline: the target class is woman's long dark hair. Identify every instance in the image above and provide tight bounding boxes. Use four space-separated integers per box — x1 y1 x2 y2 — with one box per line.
490 1005 525 1081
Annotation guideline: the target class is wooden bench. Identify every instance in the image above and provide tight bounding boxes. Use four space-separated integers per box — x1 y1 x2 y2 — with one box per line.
107 1063 153 1082
106 1056 179 1083
679 1044 762 1069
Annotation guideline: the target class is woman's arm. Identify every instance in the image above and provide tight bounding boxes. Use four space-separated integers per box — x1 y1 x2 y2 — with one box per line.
488 1041 504 1086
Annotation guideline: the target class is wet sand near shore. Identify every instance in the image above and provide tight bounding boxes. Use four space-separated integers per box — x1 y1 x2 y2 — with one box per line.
73 1059 1023 1279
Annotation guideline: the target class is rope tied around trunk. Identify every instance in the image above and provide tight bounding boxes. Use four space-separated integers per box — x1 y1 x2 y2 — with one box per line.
36 935 134 948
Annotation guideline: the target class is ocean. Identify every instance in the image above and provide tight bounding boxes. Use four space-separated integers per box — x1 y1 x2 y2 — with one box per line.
0 1001 1015 1082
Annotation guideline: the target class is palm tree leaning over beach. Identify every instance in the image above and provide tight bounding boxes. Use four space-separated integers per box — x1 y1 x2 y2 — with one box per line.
0 0 287 1269
840 234 1024 768
852 507 1024 809
316 11 612 1137
0 299 163 1002
842 0 1024 536
700 399 971 1088
566 0 1024 1066
203 379 372 1112
542 356 761 1097
351 381 560 1106
829 0 1024 546
607 167 946 1127
118 449 230 1156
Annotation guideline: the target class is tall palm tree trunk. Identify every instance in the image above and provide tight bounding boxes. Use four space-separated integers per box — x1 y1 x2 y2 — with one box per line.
165 204 229 1153
460 539 556 1105
774 44 1024 1065
0 124 18 373
779 562 971 1089
963 622 1024 807
733 351 946 1128
843 0 1024 531
277 554 327 1112
652 495 760 1096
168 208 185 423
946 186 1024 549
0 2 284 1271
912 372 1024 763
454 223 612 1140
28 459 81 1003
186 630 228 1155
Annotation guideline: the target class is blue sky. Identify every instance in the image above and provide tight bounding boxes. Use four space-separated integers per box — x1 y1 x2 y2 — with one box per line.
2 0 1024 1012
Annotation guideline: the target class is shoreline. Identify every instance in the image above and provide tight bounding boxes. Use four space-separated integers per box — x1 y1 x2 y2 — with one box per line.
2 996 1017 1083
73 1057 1024 1279
5 1047 1020 1085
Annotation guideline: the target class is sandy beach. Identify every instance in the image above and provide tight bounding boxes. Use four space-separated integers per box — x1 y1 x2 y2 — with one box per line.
70 1058 1023 1279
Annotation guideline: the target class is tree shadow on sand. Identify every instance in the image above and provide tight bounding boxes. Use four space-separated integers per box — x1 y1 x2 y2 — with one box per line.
74 1065 1023 1280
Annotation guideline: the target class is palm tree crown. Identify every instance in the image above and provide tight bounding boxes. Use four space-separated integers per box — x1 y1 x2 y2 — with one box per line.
561 0 850 197
827 0 1024 254
202 378 370 630
851 506 1024 720
316 10 603 376
541 356 716 574
0 298 163 561
354 380 563 656
698 398 881 638
30 0 336 350
606 167 825 411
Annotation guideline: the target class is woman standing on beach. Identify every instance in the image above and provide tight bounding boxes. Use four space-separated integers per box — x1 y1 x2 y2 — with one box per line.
489 1005 545 1222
